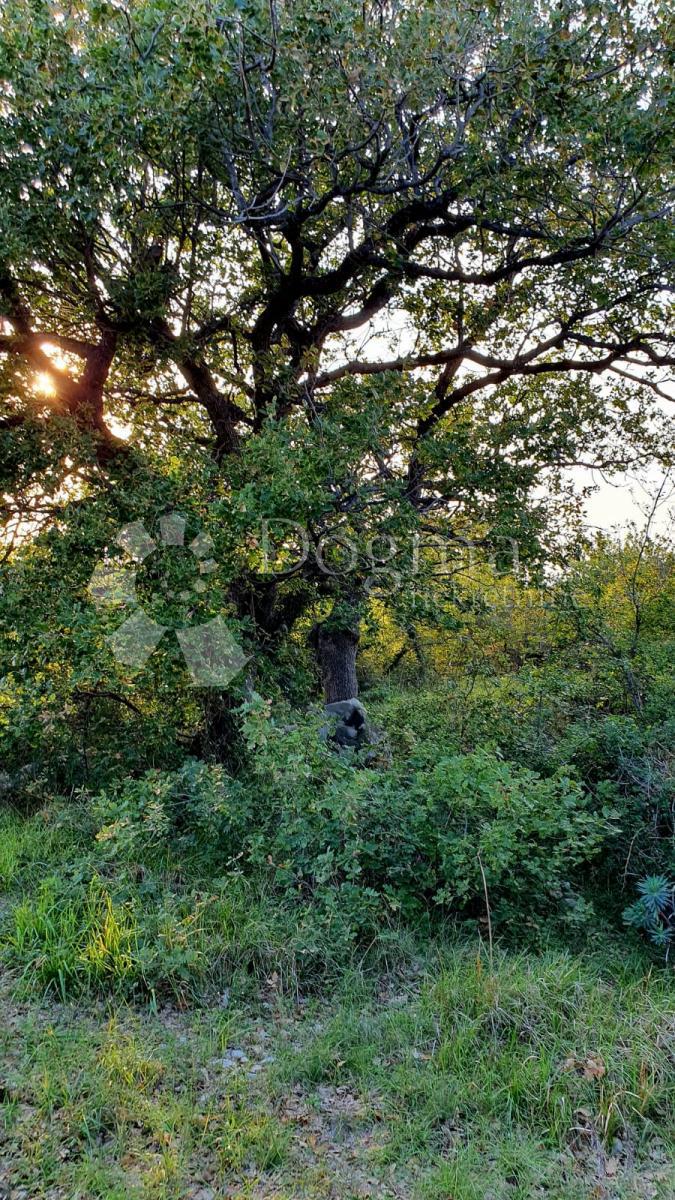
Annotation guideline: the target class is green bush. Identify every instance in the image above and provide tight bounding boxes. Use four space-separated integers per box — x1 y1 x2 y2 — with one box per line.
552 715 675 881
92 698 615 931
421 752 611 917
94 757 253 866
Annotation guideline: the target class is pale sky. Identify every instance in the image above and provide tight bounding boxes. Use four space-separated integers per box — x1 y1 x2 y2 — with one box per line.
577 466 674 538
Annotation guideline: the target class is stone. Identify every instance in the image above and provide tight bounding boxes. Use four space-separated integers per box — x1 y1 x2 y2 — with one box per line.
322 697 369 750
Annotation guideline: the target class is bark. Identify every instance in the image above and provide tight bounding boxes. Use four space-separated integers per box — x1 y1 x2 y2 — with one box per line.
311 621 360 702
193 691 249 768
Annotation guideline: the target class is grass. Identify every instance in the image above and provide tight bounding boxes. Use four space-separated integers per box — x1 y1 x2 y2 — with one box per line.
2 866 379 1004
0 806 674 1197
0 993 289 1198
0 803 425 1005
0 803 86 892
0 942 673 1198
273 947 675 1197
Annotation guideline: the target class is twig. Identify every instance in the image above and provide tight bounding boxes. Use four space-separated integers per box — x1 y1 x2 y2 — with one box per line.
477 851 494 975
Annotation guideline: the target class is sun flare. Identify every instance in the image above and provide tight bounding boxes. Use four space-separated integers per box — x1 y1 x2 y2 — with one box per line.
33 370 57 397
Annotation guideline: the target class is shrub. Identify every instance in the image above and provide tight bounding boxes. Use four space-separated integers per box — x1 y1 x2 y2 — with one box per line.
168 698 615 928
553 715 675 881
420 751 612 918
624 875 675 958
94 758 253 866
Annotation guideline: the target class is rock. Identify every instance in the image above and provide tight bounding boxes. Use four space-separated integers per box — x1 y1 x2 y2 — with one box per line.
325 698 367 725
220 1048 249 1069
322 697 369 749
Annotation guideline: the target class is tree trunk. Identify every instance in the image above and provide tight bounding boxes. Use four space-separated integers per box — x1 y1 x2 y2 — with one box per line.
194 691 249 768
313 622 360 702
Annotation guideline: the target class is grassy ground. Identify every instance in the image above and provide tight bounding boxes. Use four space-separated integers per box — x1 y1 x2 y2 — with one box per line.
1 804 674 1198
1 944 673 1199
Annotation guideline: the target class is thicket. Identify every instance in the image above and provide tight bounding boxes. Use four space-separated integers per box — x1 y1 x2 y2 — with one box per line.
1 528 672 999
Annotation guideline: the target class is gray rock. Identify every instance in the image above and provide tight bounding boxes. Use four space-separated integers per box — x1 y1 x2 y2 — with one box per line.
325 698 367 724
323 697 369 750
220 1048 249 1069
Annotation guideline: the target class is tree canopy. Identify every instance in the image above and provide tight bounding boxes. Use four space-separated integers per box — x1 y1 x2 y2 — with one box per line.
1 0 673 704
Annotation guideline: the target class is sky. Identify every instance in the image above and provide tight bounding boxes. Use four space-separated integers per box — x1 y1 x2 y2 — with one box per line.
578 465 674 538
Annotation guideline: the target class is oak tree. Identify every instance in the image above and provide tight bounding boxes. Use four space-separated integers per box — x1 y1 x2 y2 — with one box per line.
1 0 673 707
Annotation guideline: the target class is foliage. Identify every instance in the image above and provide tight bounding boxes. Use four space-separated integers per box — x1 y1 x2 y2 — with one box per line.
624 875 675 959
0 8 672 914
88 697 615 934
94 758 251 864
2 525 673 998
0 5 673 1195
1 0 673 705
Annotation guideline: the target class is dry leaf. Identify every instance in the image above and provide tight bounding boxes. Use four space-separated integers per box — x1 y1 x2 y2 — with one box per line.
583 1055 606 1080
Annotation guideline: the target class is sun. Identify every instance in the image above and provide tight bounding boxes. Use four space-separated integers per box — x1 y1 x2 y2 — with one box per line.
33 370 57 397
